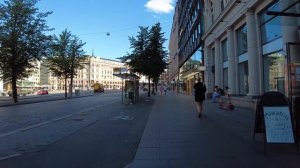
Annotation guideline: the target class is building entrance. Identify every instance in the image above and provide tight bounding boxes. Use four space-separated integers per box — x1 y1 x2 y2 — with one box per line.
287 42 300 138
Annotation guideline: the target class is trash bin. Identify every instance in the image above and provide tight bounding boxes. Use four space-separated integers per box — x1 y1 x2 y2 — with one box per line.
75 89 80 96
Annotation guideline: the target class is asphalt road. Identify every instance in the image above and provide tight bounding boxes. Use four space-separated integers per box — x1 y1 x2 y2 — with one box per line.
0 92 153 168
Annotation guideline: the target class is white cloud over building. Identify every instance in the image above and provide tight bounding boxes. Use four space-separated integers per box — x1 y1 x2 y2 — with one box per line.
145 0 175 14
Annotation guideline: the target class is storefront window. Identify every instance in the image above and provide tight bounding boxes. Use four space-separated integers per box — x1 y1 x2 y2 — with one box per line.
260 1 282 44
236 24 248 55
182 49 202 72
238 61 249 95
263 51 285 94
223 68 228 88
221 39 228 62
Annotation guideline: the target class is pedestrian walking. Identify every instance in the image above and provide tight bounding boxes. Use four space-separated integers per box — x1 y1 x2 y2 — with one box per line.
193 79 206 118
160 85 164 95
164 85 167 95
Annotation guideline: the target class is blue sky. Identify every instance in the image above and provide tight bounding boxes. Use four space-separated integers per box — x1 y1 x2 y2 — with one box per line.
34 0 176 60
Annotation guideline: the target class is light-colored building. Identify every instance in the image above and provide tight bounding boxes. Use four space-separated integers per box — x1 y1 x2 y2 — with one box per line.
202 0 300 108
23 61 41 87
0 78 3 93
48 56 126 90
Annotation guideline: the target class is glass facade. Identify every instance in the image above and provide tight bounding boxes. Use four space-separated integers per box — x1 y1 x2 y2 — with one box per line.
223 68 228 88
263 51 285 94
260 1 282 44
260 0 286 94
236 24 248 55
238 61 249 95
181 50 202 71
221 39 228 62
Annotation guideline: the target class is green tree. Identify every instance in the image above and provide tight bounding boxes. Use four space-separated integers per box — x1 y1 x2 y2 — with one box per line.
119 26 152 96
147 23 168 93
0 0 52 103
47 29 86 98
119 23 167 97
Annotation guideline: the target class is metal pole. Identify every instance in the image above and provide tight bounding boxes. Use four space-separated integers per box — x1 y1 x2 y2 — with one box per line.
122 74 124 104
133 76 135 104
88 59 91 89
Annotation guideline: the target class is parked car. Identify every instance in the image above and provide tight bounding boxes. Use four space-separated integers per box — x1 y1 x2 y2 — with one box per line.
36 89 48 95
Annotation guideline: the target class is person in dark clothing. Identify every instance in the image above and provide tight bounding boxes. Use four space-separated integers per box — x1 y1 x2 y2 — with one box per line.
193 79 207 118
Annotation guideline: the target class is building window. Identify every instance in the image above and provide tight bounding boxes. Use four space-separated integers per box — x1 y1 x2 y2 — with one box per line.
221 39 228 62
236 24 248 55
221 0 225 11
212 48 215 66
260 1 282 44
210 0 214 22
223 68 228 88
238 61 249 95
263 51 285 94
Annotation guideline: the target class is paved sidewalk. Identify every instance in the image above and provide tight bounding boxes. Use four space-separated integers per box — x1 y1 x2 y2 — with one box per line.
131 92 300 168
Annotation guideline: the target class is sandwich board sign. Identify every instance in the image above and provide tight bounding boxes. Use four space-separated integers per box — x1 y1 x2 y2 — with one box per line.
253 91 299 154
263 106 294 143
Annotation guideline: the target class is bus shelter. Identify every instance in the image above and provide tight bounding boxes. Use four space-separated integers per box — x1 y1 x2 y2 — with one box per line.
113 72 140 104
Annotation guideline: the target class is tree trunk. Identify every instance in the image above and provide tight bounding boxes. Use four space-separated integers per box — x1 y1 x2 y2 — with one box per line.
148 77 151 97
70 71 73 98
64 77 67 98
70 55 74 98
12 71 18 103
152 80 155 95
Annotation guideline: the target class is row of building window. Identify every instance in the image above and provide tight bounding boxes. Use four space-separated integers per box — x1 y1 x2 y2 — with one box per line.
218 0 285 95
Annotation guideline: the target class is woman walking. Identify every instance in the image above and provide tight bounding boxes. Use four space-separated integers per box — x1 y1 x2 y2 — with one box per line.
194 79 206 118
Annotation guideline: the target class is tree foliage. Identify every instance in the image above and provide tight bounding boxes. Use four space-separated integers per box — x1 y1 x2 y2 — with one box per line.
0 0 52 103
46 29 86 98
119 23 167 96
147 23 168 79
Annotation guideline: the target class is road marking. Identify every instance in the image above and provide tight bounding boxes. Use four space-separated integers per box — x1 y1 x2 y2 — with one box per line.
19 121 52 132
0 105 105 138
51 114 73 122
0 153 21 161
0 130 19 138
110 115 134 121
0 100 119 138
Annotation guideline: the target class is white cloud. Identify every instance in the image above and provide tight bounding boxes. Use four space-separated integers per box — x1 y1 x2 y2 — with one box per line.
145 0 175 14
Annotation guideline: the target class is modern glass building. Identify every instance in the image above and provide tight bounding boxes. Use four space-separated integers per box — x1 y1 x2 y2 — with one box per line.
169 0 205 95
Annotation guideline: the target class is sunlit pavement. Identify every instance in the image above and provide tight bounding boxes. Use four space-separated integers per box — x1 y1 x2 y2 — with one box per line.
0 91 152 168
0 89 119 107
130 92 300 168
0 91 122 161
1 91 300 168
